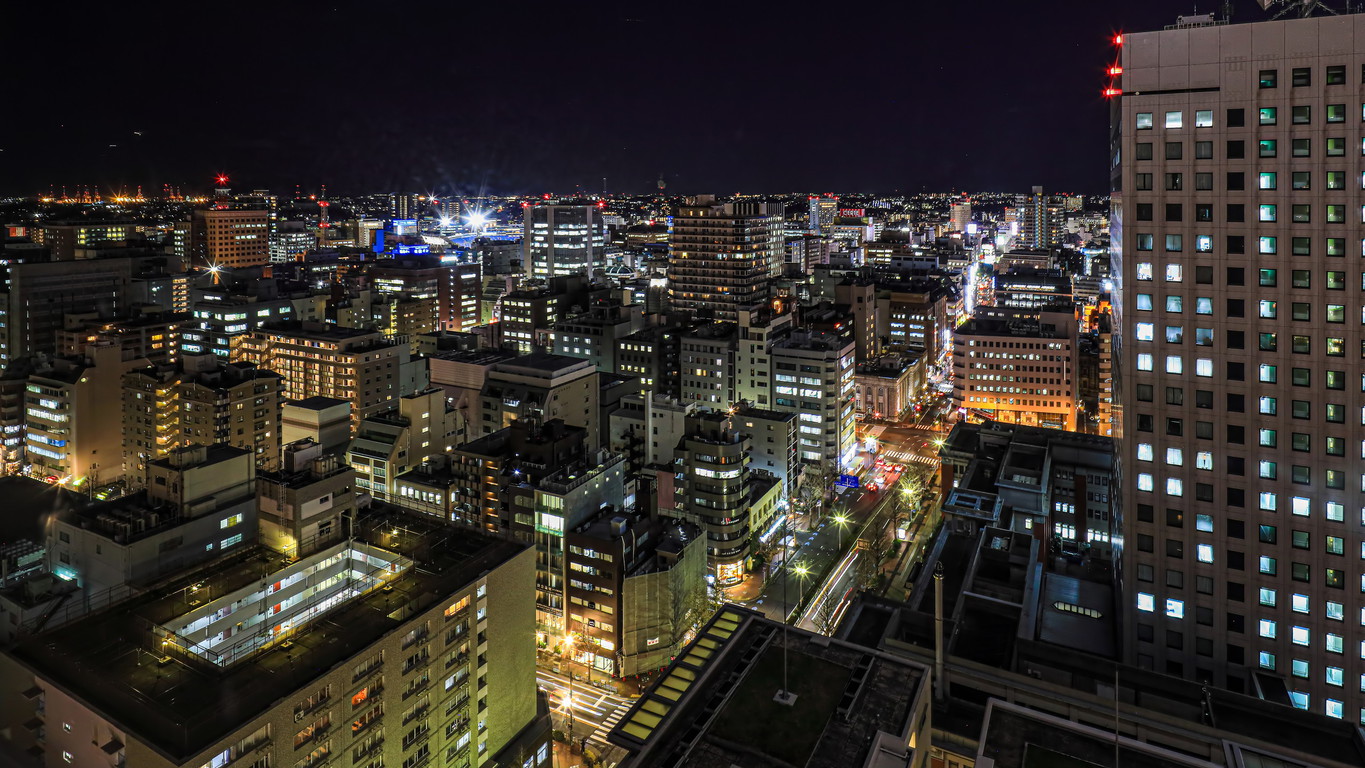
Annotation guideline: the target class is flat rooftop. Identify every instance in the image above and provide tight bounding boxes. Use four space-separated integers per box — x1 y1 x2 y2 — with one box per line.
491 352 594 376
286 395 350 411
9 505 527 764
609 606 925 768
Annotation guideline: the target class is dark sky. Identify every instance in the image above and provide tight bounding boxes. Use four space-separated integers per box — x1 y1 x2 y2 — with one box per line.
0 1 1267 198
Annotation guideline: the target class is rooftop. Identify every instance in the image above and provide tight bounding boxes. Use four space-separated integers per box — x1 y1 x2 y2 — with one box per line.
608 606 925 768
9 505 527 764
490 352 595 377
285 395 350 411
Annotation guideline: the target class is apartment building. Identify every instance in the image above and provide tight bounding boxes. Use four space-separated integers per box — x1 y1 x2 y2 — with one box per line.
667 196 782 322
2 507 545 768
233 321 422 427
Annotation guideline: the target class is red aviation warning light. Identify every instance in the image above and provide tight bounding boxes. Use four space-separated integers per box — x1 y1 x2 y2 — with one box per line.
1108 66 1123 76
215 174 229 186
1113 33 1123 46
1104 87 1122 98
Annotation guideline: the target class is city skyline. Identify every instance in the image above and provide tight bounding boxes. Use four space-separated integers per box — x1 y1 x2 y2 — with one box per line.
0 1 1274 197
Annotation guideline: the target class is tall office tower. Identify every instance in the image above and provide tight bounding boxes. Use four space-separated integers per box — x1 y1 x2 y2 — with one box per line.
949 195 973 233
673 410 758 584
1019 186 1065 249
668 196 783 322
1114 14 1365 720
523 202 608 278
808 194 838 234
188 209 270 269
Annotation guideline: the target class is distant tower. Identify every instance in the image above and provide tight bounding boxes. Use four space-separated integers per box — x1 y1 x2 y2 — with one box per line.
657 173 666 191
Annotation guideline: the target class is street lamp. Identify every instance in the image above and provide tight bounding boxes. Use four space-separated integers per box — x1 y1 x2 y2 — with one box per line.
832 514 849 552
561 633 578 744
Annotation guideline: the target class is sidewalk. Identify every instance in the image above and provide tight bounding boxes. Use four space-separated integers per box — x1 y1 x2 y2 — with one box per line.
721 572 764 603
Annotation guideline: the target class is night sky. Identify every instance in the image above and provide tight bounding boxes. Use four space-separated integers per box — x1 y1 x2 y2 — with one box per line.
0 1 1270 197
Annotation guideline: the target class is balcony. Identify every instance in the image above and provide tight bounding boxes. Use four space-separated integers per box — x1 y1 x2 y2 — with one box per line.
402 704 430 726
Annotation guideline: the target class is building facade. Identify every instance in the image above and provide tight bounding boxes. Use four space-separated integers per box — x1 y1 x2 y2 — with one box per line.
1114 14 1365 719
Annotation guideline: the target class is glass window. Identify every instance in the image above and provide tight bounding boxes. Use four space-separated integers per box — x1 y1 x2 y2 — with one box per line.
1195 110 1213 127
1260 69 1277 88
1165 111 1183 128
1292 67 1310 87
1292 105 1311 124
1136 112 1153 130
1260 139 1277 157
1260 106 1278 125
1260 172 1277 190
1327 103 1345 122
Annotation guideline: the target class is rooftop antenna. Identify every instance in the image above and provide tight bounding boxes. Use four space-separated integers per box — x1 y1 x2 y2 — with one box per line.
1257 0 1352 18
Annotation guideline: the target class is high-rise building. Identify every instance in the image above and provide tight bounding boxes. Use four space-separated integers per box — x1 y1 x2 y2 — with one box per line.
1018 186 1065 249
671 411 760 584
667 196 782 322
478 353 600 446
19 343 140 486
40 221 134 261
188 209 270 269
769 328 856 469
0 255 164 364
121 355 284 482
949 195 972 233
370 257 483 333
523 202 608 278
1113 14 1365 717
807 194 838 234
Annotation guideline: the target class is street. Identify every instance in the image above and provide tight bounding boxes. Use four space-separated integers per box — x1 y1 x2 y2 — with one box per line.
736 398 949 631
536 667 633 761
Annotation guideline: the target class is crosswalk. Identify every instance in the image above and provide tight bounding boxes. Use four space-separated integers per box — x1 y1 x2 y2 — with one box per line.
589 704 627 745
879 449 939 467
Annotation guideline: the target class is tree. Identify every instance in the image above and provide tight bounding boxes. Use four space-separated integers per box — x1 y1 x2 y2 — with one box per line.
794 462 833 530
812 591 841 636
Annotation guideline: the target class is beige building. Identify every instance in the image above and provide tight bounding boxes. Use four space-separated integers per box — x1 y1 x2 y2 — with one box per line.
478 353 599 446
233 321 421 428
953 307 1079 432
1115 13 1365 721
258 439 357 559
348 388 459 503
854 354 926 421
0 509 545 768
22 343 145 486
192 208 270 269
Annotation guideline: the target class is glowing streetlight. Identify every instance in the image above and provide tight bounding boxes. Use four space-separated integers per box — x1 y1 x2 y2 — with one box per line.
561 633 578 742
832 514 850 551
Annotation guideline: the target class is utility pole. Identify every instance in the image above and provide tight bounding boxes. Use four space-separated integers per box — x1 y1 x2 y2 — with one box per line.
933 561 946 701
